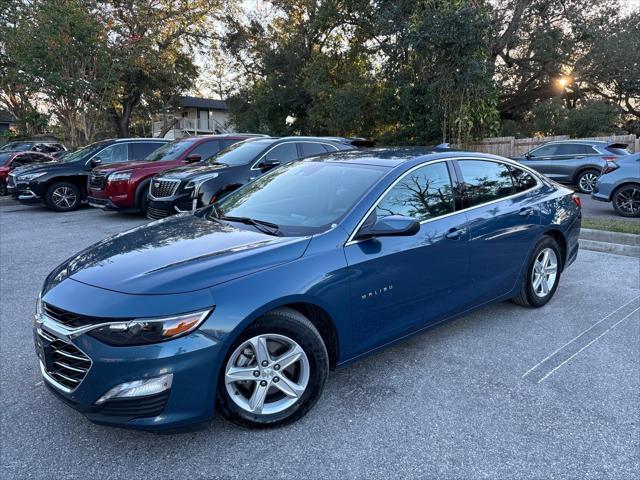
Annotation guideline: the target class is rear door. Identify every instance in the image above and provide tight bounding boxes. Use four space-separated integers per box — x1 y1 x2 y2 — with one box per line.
456 159 542 304
345 161 470 354
544 143 597 182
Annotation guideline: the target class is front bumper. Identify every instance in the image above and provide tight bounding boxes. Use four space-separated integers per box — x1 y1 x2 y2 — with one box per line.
8 180 43 203
34 312 224 430
147 195 196 220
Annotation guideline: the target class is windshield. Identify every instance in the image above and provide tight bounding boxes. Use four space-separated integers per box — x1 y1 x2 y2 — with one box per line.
206 140 271 166
214 160 386 236
60 142 106 163
0 152 14 164
0 142 33 151
145 138 199 161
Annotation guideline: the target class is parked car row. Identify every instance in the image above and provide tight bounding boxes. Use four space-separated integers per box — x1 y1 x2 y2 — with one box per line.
3 137 638 218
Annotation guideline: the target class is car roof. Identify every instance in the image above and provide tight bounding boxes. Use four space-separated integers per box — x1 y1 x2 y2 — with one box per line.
315 147 475 167
545 139 610 145
112 138 170 143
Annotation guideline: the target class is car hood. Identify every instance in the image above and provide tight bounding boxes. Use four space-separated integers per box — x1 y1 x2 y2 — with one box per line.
158 163 231 181
13 160 81 176
94 159 178 174
58 213 310 295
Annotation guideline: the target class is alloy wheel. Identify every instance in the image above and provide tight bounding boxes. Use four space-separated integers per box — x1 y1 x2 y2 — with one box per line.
614 186 640 216
578 172 598 193
52 186 77 209
224 333 310 415
531 248 558 298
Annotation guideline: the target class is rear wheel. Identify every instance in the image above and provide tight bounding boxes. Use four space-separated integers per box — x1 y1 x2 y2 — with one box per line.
576 169 599 193
612 185 640 218
511 236 561 308
217 308 329 428
45 181 81 211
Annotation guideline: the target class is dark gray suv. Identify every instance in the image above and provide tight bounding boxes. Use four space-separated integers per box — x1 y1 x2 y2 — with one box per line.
512 140 629 193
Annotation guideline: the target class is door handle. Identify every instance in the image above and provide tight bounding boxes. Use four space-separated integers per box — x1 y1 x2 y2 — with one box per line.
519 207 534 217
445 228 464 240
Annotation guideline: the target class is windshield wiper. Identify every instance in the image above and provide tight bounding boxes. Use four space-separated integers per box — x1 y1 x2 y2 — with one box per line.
219 215 281 236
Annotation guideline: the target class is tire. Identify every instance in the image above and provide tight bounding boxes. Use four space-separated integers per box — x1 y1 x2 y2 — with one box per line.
138 185 150 216
511 236 562 308
217 307 329 428
612 184 640 218
0 180 7 196
575 169 599 194
45 181 81 211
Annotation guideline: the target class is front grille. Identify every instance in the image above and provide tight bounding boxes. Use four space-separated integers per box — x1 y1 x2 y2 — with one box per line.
36 328 91 390
150 179 179 198
43 303 129 328
89 172 107 190
97 391 170 418
147 205 174 220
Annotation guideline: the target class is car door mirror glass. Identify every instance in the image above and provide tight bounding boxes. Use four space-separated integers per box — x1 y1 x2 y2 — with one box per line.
356 215 420 240
185 154 202 164
259 159 281 171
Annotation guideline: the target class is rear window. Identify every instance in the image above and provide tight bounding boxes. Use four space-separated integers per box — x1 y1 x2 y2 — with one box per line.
606 146 629 155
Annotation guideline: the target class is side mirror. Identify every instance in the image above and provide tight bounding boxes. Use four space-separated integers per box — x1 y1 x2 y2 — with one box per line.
525 152 532 159
185 154 202 164
258 159 281 172
356 214 420 240
91 157 102 167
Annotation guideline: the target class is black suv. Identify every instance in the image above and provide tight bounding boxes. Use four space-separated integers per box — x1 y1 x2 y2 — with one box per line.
7 138 168 211
146 137 356 219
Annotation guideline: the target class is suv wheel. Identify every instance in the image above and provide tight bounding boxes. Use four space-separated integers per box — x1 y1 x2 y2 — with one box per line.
612 185 640 218
45 181 81 211
576 169 599 193
511 236 561 308
217 308 329 428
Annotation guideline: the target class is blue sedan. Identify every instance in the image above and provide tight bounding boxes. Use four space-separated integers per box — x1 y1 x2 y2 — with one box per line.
34 149 581 429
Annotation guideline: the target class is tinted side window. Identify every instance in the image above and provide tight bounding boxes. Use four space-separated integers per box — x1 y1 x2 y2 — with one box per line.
459 160 515 207
130 142 165 159
96 143 128 163
554 144 590 156
190 140 222 160
531 145 558 157
509 166 538 192
220 139 239 149
265 143 298 163
300 142 327 157
376 162 454 221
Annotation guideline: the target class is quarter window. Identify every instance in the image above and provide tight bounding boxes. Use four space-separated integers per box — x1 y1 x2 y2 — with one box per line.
459 160 515 207
376 162 454 221
509 166 537 193
300 142 328 157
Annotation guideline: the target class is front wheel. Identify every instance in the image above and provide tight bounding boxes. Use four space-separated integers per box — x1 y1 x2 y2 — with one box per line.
612 185 640 218
0 180 7 196
45 181 81 211
511 236 561 308
576 169 599 194
217 308 329 428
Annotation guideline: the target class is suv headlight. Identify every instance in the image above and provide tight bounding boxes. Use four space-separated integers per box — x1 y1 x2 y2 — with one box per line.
185 172 219 191
108 171 133 182
18 172 47 181
88 309 212 346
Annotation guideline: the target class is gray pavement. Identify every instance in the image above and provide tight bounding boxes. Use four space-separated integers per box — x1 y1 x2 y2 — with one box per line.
576 192 638 223
1 197 639 480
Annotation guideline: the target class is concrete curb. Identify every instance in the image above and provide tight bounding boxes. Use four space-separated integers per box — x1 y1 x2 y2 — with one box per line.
579 228 640 257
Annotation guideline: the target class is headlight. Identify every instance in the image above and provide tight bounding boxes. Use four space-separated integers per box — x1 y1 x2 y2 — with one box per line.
35 291 43 316
88 309 212 346
18 172 47 181
185 172 219 191
108 171 133 182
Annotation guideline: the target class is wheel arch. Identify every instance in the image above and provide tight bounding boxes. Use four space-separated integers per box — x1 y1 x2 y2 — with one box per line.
222 297 341 371
611 181 640 199
46 176 87 198
541 228 567 272
572 165 601 185
134 177 152 209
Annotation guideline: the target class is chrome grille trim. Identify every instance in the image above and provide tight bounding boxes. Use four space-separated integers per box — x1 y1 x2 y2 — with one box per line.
149 178 180 199
88 172 107 190
36 325 92 392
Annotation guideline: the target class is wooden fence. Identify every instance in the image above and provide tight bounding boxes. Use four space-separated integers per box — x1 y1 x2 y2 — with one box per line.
454 134 639 157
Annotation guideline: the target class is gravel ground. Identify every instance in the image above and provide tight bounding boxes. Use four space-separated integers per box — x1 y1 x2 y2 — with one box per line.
1 197 639 480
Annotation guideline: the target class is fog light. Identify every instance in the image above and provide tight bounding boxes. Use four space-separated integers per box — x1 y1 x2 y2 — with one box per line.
95 373 173 404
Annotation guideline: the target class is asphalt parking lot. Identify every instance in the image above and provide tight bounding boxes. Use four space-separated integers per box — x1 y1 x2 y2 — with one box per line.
1 197 638 480
576 192 636 223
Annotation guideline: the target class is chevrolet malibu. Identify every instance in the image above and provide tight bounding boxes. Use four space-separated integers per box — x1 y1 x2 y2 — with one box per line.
34 149 581 430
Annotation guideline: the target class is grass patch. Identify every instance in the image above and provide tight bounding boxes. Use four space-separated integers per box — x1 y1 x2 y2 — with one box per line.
582 217 640 235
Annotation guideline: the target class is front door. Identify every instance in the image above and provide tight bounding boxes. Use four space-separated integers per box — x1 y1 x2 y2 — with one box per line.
345 161 470 355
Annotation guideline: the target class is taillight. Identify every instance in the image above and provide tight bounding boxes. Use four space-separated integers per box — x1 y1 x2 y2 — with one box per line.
601 161 619 174
601 156 617 162
572 194 581 208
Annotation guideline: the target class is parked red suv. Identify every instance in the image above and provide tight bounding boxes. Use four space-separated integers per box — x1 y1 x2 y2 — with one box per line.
0 150 56 195
87 134 261 214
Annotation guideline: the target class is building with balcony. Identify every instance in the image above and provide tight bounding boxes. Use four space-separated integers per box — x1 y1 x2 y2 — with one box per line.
152 96 233 139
